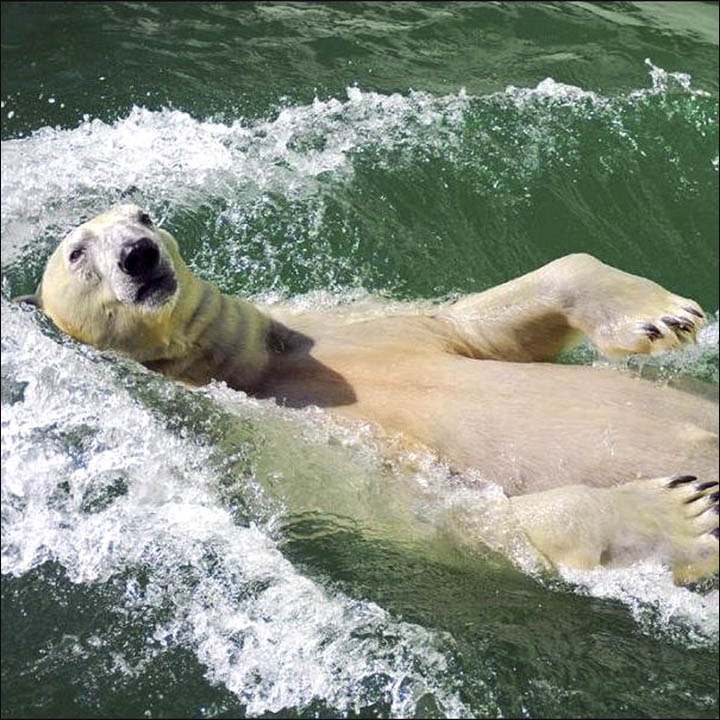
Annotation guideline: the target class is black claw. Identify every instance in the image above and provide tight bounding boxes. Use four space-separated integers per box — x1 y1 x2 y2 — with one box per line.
711 527 719 540
696 481 719 492
667 475 697 488
684 306 704 319
710 492 719 503
642 323 663 341
661 316 694 333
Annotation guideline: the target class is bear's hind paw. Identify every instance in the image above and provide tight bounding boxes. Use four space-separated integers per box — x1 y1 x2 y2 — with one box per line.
651 474 719 583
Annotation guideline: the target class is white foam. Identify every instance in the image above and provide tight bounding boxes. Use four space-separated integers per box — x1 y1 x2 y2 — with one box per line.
559 561 718 648
639 57 711 98
504 76 607 106
0 88 469 266
1 60 712 274
1 302 474 715
503 58 710 110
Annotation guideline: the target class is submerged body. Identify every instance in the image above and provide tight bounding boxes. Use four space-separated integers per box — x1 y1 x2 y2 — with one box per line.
23 204 719 581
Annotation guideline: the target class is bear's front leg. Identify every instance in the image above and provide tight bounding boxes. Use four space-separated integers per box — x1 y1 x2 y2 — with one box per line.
550 253 706 357
440 253 706 361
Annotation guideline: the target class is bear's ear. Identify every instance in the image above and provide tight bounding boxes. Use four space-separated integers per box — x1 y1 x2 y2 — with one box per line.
12 292 41 307
12 281 43 307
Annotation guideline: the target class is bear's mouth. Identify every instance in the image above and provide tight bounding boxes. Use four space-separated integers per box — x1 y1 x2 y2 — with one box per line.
135 272 178 305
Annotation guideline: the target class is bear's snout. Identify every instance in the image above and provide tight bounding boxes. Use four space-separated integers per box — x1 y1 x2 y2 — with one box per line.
119 237 160 278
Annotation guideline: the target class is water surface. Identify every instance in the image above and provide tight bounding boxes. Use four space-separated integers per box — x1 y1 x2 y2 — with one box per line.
1 3 718 718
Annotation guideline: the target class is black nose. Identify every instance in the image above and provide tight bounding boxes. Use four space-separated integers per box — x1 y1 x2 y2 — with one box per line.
119 238 160 277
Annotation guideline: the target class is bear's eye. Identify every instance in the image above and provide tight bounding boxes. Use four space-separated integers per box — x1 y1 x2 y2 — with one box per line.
139 212 153 227
69 247 85 263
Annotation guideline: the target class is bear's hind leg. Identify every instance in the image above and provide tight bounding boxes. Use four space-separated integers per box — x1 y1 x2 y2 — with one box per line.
509 475 718 584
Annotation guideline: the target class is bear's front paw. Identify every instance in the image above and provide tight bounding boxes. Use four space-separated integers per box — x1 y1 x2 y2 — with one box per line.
586 296 706 357
563 258 708 357
636 305 706 354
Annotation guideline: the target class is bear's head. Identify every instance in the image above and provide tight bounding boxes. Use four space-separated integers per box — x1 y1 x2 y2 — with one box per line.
22 204 192 360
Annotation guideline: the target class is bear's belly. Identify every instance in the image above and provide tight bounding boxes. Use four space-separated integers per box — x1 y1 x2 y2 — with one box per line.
277 350 718 495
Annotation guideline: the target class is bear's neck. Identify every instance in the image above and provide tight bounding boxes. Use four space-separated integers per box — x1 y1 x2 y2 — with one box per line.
144 277 277 392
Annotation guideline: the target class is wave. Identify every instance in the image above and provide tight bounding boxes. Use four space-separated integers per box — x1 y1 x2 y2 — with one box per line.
2 60 717 298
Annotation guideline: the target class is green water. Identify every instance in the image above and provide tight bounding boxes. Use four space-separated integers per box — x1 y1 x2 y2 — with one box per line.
1 2 718 718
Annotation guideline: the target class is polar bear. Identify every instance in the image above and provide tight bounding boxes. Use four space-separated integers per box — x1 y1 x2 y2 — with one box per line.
17 204 718 582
